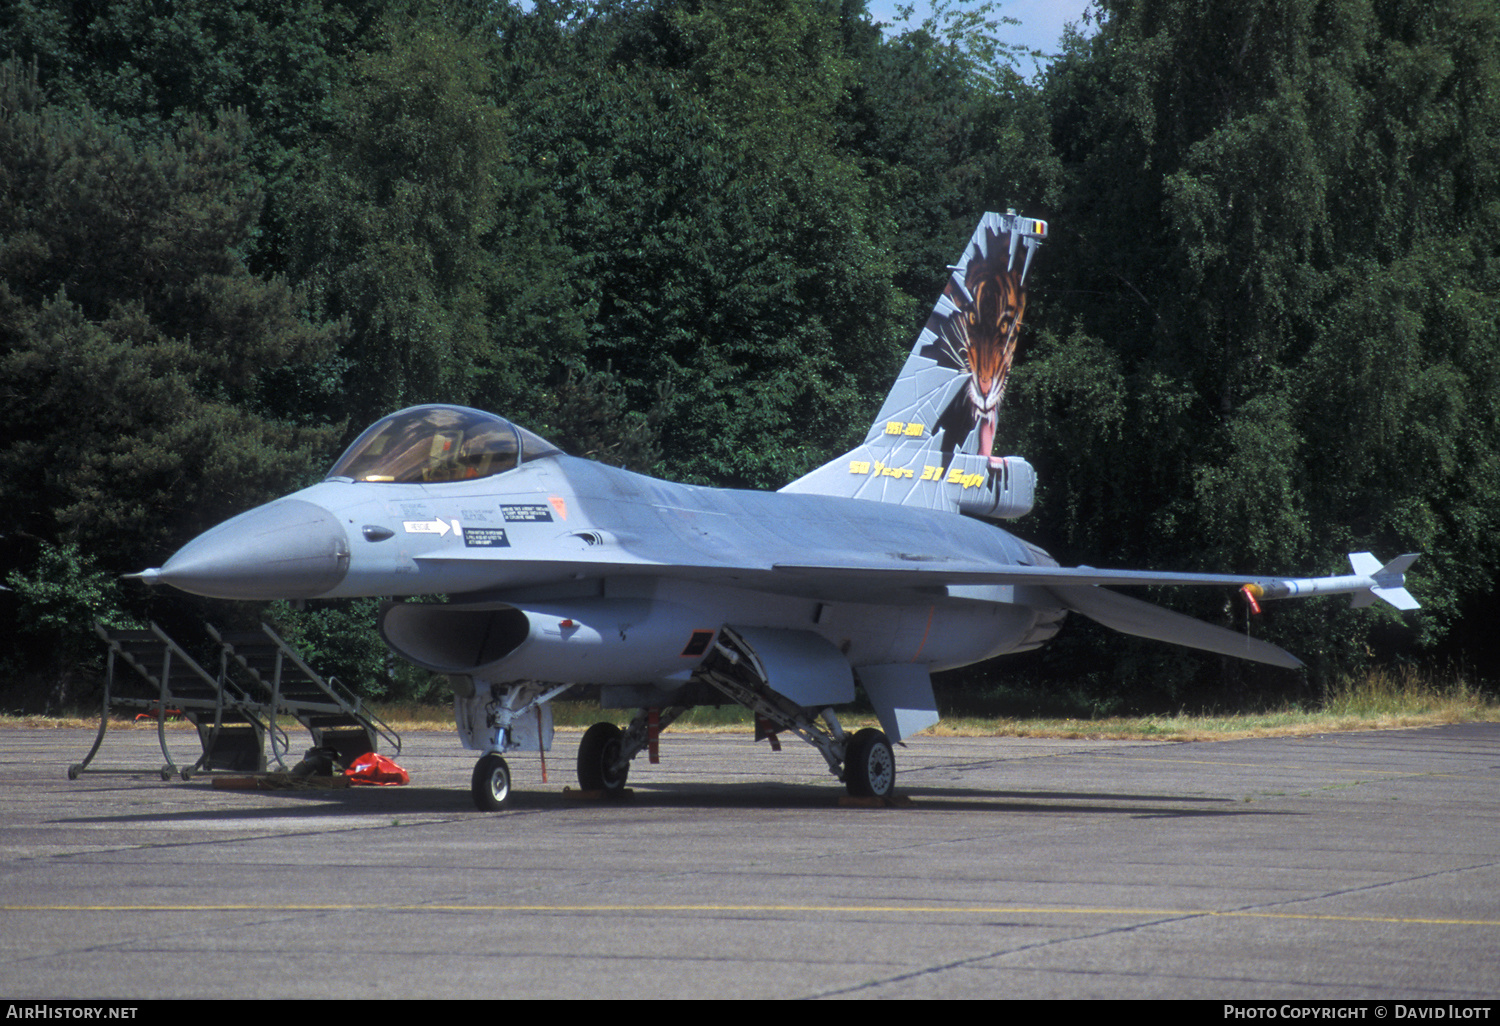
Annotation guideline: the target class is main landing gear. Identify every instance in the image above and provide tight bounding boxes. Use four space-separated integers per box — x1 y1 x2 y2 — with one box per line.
576 721 629 795
547 629 901 805
575 706 689 796
843 727 896 799
571 714 896 801
456 633 903 808
689 629 899 801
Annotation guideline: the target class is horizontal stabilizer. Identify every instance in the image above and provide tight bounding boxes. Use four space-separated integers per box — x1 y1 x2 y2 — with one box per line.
1049 585 1304 669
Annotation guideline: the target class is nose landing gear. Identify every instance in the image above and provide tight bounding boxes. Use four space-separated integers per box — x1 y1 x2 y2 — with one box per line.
472 753 512 811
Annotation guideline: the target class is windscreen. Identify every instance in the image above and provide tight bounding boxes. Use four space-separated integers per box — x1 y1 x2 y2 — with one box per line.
327 406 561 483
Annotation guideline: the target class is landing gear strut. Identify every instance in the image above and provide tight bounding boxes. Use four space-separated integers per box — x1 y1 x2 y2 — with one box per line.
694 628 900 800
455 680 570 811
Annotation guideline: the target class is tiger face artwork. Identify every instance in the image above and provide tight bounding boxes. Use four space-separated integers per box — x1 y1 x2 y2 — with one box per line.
922 225 1031 467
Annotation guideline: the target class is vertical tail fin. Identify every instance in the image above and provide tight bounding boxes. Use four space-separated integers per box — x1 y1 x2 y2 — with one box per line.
781 212 1047 519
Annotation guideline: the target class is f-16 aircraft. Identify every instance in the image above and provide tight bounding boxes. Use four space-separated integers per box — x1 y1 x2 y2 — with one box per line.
136 212 1419 810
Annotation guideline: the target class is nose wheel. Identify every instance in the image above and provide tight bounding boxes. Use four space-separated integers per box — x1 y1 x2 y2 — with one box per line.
471 753 512 810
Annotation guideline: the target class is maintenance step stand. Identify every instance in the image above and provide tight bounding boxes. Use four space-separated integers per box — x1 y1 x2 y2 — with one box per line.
73 622 399 780
209 623 400 769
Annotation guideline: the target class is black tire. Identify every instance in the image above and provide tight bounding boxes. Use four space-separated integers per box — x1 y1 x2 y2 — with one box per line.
471 753 512 811
578 721 629 794
844 728 895 799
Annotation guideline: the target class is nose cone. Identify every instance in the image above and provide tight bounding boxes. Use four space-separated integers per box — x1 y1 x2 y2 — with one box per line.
148 499 351 600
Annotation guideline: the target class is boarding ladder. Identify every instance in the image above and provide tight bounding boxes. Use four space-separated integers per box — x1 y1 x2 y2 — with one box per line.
72 622 271 780
209 623 401 769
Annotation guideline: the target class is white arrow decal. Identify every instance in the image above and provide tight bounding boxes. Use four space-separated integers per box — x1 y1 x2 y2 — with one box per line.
403 517 457 536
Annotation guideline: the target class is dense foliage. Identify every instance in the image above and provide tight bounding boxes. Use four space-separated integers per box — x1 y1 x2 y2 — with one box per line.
2 0 1495 711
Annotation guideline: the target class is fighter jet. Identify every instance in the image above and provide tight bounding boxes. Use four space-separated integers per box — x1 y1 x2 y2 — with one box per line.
135 212 1419 810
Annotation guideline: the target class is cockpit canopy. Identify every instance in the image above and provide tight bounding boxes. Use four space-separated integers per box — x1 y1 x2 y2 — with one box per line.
327 405 563 484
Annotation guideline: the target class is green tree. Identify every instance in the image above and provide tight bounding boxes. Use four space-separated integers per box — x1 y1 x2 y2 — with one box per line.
3 542 141 712
293 16 511 424
0 59 340 681
1 1 395 265
494 0 912 487
1026 0 1500 693
266 598 443 703
838 2 1062 329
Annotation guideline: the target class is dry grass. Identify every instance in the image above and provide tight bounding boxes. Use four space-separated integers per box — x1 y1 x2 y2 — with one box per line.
5 668 1495 741
927 667 1498 741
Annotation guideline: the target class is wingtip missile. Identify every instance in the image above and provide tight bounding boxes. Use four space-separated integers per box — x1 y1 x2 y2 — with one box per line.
1242 552 1420 612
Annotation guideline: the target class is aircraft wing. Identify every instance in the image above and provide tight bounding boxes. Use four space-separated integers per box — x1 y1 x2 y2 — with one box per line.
772 556 1416 670
412 552 1408 670
771 556 1418 604
413 553 1273 596
772 561 1275 589
417 545 1329 594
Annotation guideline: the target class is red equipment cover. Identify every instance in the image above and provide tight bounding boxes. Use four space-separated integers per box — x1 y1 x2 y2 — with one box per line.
346 752 409 785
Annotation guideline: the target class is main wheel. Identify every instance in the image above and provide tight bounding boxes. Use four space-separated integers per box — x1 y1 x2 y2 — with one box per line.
471 753 512 811
844 728 895 799
578 721 629 795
